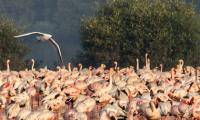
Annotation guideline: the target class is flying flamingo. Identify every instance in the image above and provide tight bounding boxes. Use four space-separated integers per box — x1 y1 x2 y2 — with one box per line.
14 32 64 66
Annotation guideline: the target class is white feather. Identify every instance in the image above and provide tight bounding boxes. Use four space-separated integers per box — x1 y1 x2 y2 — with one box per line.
14 32 51 38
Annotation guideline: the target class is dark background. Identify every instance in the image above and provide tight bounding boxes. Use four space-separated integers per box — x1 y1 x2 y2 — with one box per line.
0 0 198 67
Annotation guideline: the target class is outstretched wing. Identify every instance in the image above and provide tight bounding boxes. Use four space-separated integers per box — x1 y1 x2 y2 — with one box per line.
49 38 64 65
14 32 45 38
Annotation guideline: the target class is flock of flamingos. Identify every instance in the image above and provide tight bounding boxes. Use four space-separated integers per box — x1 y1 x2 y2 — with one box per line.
0 54 200 120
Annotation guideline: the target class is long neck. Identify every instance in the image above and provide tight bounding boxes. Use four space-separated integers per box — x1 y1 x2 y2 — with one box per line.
114 62 118 70
108 72 113 89
32 60 35 71
195 68 198 82
189 67 192 75
79 64 82 71
180 61 184 72
7 61 10 72
160 64 163 72
68 63 71 73
145 53 148 68
171 68 175 80
147 58 150 70
136 59 139 71
88 70 92 79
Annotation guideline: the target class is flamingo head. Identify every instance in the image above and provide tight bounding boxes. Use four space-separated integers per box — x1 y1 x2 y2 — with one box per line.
6 59 10 64
78 63 82 67
31 59 34 63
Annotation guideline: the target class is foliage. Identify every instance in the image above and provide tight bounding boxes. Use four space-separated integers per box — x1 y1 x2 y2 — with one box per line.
0 0 199 68
0 0 105 42
79 0 200 69
0 0 105 67
0 16 29 70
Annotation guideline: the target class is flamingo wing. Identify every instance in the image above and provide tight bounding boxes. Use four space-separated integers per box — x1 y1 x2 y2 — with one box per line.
14 32 45 38
48 38 64 65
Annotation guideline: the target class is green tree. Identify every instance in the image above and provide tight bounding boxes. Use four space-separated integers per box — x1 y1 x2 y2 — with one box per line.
0 16 29 70
79 0 200 69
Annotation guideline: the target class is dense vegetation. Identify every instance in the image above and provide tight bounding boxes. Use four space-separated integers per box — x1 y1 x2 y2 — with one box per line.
80 0 200 69
0 16 28 70
0 0 105 67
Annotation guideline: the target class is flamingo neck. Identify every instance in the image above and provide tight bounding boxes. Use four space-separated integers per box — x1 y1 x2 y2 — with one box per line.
114 62 118 70
147 58 150 70
171 68 175 80
145 54 148 68
160 64 163 72
88 66 93 78
79 64 82 71
136 59 139 71
108 72 113 89
7 62 10 72
32 61 35 71
68 63 71 73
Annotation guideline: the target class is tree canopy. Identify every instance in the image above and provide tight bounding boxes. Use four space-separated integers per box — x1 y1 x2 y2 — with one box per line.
0 16 28 70
0 0 105 67
79 0 200 69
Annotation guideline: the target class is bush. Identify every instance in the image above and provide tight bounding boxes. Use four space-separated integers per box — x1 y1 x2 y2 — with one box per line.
79 0 200 69
0 16 29 70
